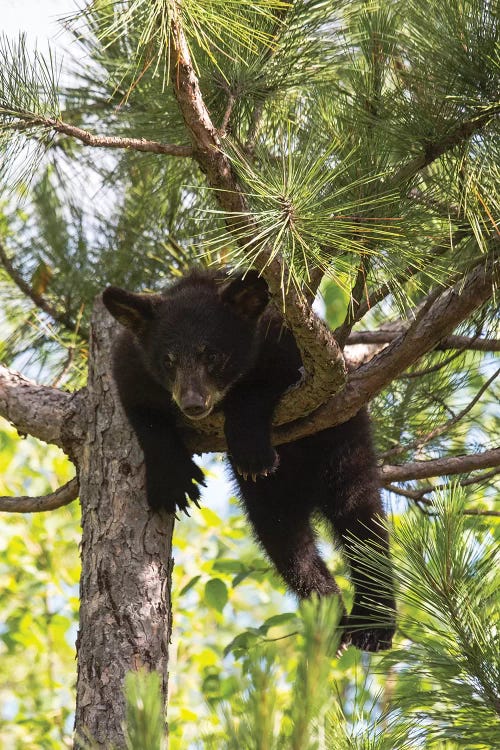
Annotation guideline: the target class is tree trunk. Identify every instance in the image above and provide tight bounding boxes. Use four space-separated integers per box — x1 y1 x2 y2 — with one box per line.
74 297 174 748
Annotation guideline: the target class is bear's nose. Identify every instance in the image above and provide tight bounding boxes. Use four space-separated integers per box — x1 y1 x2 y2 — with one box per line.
180 392 212 419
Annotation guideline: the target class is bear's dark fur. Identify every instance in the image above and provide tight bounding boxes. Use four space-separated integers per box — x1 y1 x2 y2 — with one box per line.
103 269 395 651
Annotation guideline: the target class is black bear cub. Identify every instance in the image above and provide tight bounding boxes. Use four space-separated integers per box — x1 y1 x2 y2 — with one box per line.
103 269 395 651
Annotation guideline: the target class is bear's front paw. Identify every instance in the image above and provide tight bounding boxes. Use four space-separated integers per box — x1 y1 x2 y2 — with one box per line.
146 460 206 515
231 445 279 482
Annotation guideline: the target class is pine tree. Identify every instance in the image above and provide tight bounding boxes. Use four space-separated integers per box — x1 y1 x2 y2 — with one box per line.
0 1 498 746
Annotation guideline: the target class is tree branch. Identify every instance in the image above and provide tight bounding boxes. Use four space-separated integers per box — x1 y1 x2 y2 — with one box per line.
334 259 369 346
384 468 500 516
347 330 500 352
354 228 468 324
0 477 79 513
10 114 193 157
386 486 500 517
0 364 86 457
391 106 500 186
0 239 86 337
168 6 346 418
273 251 499 442
381 447 500 482
219 92 236 136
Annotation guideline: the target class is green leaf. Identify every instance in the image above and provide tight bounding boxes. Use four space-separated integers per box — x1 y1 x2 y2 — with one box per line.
204 578 228 612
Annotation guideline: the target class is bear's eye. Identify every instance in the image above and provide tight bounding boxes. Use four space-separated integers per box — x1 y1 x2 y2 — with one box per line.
206 350 219 370
165 352 176 367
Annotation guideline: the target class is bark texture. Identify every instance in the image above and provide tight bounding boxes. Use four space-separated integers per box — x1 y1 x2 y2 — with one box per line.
0 364 84 453
74 298 174 749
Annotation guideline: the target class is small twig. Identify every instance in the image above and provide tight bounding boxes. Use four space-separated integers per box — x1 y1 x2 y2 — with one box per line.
334 259 369 346
384 469 500 517
219 93 236 136
423 390 457 420
0 477 79 513
246 99 265 152
462 508 500 517
391 106 500 186
383 483 433 505
51 346 76 387
0 239 87 338
353 228 468 324
397 347 469 379
382 366 500 459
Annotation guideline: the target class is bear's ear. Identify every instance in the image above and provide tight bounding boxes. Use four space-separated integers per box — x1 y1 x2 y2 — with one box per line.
102 286 157 334
219 270 269 319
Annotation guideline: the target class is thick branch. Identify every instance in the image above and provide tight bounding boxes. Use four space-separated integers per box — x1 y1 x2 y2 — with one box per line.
272 251 499 443
381 447 500 482
0 477 78 513
0 364 86 457
168 6 346 415
12 114 193 157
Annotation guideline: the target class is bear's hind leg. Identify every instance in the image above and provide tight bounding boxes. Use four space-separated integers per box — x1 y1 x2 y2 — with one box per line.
331 508 396 652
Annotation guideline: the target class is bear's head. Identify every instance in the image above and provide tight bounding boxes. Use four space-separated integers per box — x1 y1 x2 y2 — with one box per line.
103 270 269 419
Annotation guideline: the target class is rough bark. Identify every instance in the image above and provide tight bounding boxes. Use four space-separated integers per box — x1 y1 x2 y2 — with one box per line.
74 298 173 749
0 364 85 457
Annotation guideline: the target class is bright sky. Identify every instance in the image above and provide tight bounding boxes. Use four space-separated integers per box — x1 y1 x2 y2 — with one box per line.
2 0 77 44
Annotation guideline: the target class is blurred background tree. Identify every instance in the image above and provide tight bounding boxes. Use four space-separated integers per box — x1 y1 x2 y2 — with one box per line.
0 0 498 747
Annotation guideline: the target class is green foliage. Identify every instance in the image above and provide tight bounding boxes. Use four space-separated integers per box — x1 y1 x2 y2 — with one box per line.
0 34 60 187
120 489 499 748
196 487 500 749
0 420 79 749
381 489 500 747
204 135 404 290
124 671 167 750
